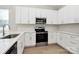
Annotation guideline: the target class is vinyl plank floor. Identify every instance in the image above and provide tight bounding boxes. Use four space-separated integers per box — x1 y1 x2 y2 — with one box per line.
23 44 71 54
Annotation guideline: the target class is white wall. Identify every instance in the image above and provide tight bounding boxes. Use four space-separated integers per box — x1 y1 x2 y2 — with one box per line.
58 24 79 33
45 25 57 32
15 25 35 32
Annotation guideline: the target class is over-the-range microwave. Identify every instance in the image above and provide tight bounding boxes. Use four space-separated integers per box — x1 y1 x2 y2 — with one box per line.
36 18 46 24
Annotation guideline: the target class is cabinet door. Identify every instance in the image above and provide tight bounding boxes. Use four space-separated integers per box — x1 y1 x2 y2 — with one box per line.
56 32 61 43
21 7 29 24
65 35 79 53
58 6 76 24
21 33 25 53
25 33 36 47
73 6 79 23
29 8 36 24
48 32 56 44
17 33 25 54
58 33 69 48
62 34 70 47
47 10 53 24
47 10 57 24
15 7 29 24
40 9 47 18
58 33 79 53
58 9 65 24
17 40 22 54
35 8 41 18
30 32 36 46
69 6 79 23
15 7 21 24
57 33 64 45
24 33 30 47
51 11 57 24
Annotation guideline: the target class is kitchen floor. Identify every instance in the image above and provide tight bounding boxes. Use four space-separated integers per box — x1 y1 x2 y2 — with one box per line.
23 44 71 54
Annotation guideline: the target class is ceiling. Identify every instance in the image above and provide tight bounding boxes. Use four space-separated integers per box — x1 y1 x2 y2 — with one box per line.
20 5 65 10
0 5 65 10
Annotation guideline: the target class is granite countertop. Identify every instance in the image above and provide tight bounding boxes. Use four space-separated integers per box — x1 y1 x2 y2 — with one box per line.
0 31 24 54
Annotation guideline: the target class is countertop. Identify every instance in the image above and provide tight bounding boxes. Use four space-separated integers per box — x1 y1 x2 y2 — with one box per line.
0 30 36 54
0 39 17 54
0 31 24 54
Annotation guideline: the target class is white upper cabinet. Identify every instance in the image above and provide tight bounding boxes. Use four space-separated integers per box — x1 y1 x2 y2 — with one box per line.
47 10 57 24
47 10 53 24
35 8 41 18
15 7 21 24
21 7 29 24
29 8 36 24
40 9 47 18
52 10 57 24
16 6 79 24
73 6 79 23
58 5 79 24
15 7 29 24
15 6 57 24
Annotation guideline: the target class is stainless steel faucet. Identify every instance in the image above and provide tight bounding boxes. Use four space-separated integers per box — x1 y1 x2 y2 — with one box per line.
3 24 10 36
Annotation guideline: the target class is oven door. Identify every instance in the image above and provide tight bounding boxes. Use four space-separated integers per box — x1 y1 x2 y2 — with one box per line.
36 32 48 43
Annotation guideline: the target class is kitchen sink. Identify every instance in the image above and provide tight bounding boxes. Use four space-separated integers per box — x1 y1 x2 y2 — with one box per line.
0 34 19 39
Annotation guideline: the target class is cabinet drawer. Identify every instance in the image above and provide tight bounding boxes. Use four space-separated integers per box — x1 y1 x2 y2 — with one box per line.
70 36 79 41
68 40 79 46
66 42 78 49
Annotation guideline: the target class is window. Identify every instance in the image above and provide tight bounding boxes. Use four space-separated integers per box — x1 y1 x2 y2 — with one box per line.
0 9 9 36
0 9 9 26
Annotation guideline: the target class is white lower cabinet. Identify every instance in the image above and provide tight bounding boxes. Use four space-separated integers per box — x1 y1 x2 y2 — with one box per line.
24 32 36 47
48 32 57 44
58 32 79 54
57 33 66 47
16 31 79 54
56 32 61 43
17 33 25 54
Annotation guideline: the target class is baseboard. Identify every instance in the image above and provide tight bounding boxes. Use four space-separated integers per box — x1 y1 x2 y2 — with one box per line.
48 43 57 45
24 45 36 48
